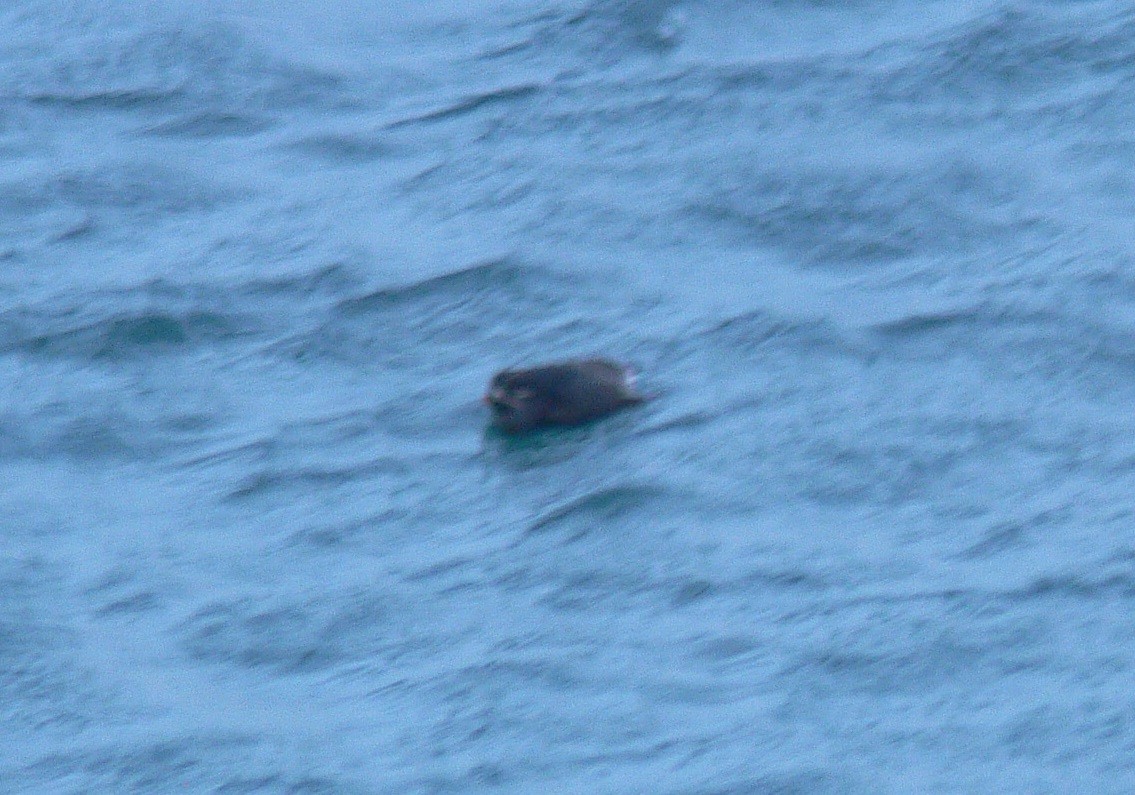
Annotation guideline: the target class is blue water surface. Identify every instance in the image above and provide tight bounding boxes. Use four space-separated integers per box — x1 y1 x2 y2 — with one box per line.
3 1 1135 792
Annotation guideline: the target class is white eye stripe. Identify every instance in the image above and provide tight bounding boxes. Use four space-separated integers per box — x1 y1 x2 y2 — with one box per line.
513 388 534 400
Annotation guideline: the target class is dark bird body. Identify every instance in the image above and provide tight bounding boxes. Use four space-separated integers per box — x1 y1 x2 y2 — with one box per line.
485 358 644 433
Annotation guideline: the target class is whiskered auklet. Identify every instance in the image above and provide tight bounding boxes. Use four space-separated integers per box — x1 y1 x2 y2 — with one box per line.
484 358 644 433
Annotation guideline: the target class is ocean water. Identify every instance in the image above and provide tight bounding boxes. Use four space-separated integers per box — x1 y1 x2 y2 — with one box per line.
3 0 1135 791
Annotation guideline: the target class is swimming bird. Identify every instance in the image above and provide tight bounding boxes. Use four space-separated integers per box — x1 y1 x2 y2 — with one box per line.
484 358 645 433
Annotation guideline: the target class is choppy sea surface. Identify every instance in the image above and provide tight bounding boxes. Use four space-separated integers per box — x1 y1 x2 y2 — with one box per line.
4 0 1135 791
